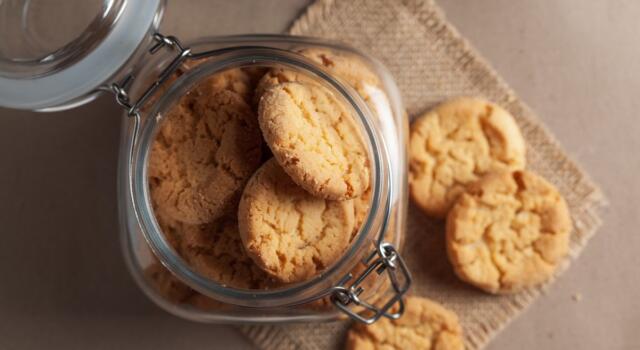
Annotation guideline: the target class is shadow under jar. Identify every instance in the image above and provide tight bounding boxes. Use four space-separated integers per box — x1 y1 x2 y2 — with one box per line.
0 0 411 325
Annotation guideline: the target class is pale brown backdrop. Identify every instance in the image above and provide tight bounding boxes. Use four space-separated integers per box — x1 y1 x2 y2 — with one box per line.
0 1 637 349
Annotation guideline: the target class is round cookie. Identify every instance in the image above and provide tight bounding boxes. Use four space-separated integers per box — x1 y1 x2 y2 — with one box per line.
177 60 266 104
409 97 526 218
345 296 464 350
256 48 388 116
189 68 256 103
238 159 355 283
144 66 260 113
297 47 381 95
180 218 274 289
254 68 317 105
297 47 394 122
148 88 262 225
446 170 572 294
258 82 370 200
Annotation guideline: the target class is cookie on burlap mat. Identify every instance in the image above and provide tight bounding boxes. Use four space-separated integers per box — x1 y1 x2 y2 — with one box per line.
238 159 355 283
148 88 262 225
345 296 464 350
447 170 572 294
409 97 526 218
258 82 370 200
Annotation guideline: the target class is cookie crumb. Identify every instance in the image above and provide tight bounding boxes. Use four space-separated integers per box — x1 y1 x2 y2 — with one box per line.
572 292 582 302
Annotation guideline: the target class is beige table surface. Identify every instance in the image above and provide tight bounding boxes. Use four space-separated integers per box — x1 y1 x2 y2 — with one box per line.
0 0 638 349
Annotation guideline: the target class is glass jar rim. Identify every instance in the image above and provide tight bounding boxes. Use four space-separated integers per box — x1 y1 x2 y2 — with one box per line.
130 47 393 308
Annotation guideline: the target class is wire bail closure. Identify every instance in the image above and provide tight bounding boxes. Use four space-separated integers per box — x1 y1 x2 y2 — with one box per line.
106 32 412 324
105 33 191 118
330 241 411 324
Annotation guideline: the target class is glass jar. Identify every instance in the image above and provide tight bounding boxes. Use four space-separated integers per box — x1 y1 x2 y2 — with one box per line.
0 0 411 324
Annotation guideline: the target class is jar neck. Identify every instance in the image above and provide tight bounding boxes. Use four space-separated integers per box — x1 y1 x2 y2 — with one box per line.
128 47 394 307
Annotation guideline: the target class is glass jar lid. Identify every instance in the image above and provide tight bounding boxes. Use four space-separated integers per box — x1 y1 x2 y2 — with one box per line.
0 0 163 110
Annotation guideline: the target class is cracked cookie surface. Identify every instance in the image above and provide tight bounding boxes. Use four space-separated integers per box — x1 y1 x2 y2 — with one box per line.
255 48 387 116
179 218 275 289
345 296 464 350
148 88 262 225
254 68 317 105
183 65 266 104
446 170 571 294
238 159 354 283
409 97 526 218
259 82 370 200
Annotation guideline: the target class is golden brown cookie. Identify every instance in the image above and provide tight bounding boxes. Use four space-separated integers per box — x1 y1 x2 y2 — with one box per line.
148 88 262 225
258 82 370 200
297 47 395 123
297 48 380 95
254 68 317 105
238 159 355 283
446 170 572 294
409 97 526 218
255 49 380 103
190 69 255 103
180 218 274 289
177 60 266 104
345 296 464 350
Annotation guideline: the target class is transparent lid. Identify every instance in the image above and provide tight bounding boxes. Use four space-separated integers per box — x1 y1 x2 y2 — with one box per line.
0 0 163 110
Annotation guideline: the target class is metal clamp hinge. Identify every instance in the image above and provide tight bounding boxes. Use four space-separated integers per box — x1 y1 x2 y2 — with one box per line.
102 33 191 117
331 242 412 324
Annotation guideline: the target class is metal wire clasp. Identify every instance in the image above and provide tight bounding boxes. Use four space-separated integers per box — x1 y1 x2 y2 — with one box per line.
104 33 191 117
331 242 412 324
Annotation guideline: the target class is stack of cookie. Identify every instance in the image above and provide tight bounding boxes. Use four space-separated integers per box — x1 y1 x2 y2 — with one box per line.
145 49 377 305
409 97 572 294
240 80 370 284
146 65 274 295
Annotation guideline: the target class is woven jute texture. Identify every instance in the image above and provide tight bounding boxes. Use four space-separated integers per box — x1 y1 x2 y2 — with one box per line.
239 0 605 348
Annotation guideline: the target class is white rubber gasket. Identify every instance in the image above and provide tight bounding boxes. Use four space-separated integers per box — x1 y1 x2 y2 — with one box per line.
0 0 161 110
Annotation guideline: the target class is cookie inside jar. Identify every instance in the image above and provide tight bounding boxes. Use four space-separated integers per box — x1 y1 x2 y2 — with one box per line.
142 50 391 309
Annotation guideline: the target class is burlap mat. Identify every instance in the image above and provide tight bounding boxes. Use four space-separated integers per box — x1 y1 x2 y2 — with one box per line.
239 0 606 348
